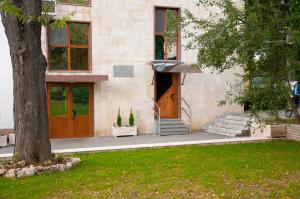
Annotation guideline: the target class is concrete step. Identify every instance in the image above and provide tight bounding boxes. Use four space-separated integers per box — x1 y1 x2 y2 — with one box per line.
212 122 247 130
287 131 300 137
286 133 300 141
287 134 300 139
224 115 250 122
287 126 300 133
160 131 188 136
219 118 248 126
289 125 300 130
157 119 187 136
160 125 187 130
207 114 251 137
160 120 185 125
205 129 236 137
161 127 187 132
208 126 242 134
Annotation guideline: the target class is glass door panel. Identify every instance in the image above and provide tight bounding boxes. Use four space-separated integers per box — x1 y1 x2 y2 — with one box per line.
72 86 90 116
48 86 70 139
71 86 92 138
50 87 68 116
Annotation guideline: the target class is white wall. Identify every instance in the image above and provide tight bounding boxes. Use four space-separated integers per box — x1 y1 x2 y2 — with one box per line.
0 17 14 129
45 0 243 136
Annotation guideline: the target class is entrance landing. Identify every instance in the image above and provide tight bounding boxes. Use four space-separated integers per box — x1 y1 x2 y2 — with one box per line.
0 132 273 158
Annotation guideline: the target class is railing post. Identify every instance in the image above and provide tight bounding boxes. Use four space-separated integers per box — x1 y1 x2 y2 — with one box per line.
181 97 192 135
152 98 161 136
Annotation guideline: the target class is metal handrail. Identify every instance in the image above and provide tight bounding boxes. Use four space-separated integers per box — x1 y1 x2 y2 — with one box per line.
152 98 161 135
181 97 192 135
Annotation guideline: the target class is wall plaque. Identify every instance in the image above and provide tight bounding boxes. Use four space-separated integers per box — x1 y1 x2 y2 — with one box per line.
113 65 134 77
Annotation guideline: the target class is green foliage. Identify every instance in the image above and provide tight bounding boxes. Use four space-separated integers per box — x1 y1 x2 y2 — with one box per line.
129 108 134 127
183 0 300 121
0 0 74 27
117 108 122 127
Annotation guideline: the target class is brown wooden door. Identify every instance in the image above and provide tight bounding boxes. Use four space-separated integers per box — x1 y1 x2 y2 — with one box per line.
156 73 180 118
48 83 93 139
71 86 93 138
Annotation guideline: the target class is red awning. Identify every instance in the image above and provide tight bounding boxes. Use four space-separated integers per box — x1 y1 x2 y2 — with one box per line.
46 74 108 83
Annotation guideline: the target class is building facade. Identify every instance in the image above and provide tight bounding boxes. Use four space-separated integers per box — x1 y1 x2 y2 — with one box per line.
0 0 243 138
0 16 14 134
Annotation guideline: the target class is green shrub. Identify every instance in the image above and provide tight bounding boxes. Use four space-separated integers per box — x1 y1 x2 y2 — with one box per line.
129 108 134 127
117 108 122 127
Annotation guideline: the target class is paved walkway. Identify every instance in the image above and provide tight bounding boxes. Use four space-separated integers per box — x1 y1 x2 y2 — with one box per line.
0 132 272 158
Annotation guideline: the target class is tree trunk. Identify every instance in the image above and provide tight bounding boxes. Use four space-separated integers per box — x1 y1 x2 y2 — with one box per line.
288 96 300 124
1 0 51 164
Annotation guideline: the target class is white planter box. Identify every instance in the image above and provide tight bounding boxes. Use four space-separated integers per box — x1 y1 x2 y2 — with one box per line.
250 123 287 138
112 126 137 137
263 124 286 138
0 135 8 147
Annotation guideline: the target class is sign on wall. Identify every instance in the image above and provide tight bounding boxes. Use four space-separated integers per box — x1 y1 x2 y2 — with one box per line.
113 65 134 77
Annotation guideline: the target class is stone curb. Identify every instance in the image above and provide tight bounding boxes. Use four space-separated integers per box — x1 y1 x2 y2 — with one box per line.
0 158 81 178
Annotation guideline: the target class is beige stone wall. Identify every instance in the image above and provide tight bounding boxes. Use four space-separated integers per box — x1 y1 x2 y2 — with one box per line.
45 0 243 136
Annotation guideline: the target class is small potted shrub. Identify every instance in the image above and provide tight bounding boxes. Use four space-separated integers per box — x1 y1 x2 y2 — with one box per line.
129 108 134 127
117 108 122 127
112 108 137 137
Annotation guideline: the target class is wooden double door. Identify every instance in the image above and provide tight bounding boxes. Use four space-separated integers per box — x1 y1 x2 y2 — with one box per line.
47 83 93 139
155 72 180 118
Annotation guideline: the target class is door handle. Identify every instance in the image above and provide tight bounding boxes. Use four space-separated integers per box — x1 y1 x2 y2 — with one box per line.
171 93 175 102
72 110 77 120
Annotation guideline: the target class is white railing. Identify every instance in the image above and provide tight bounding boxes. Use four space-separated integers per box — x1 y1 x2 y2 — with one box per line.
181 97 192 135
152 98 161 135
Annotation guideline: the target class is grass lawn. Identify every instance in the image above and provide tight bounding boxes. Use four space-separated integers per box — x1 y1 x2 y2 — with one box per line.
0 140 300 198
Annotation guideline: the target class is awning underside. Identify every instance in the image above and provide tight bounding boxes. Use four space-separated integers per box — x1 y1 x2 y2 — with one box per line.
150 61 202 73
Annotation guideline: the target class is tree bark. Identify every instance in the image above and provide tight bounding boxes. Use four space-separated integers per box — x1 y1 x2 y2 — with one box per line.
1 0 51 164
288 96 300 124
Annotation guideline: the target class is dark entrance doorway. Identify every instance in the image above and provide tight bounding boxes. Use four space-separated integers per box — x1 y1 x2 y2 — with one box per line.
155 72 180 118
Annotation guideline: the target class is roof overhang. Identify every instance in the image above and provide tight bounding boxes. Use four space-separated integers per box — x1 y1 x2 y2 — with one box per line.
46 74 109 83
150 60 202 73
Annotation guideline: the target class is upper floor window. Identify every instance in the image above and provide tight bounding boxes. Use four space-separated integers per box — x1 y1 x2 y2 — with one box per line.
48 22 90 71
57 0 90 6
155 8 180 60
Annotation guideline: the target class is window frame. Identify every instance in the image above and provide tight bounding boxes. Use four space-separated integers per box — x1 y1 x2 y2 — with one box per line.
154 6 181 61
47 21 91 72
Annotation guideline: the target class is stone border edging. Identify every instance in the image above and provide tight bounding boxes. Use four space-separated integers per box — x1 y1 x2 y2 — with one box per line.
0 158 81 178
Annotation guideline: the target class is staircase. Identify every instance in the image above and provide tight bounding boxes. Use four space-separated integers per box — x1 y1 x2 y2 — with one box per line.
287 125 300 141
205 114 250 137
156 119 188 136
153 97 192 136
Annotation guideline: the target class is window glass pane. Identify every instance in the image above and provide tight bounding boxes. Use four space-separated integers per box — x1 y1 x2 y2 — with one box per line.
49 26 68 46
50 87 68 116
155 35 165 60
155 9 165 33
167 42 177 60
57 0 89 5
50 48 68 70
167 10 178 60
72 87 89 116
70 23 89 45
70 48 88 70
